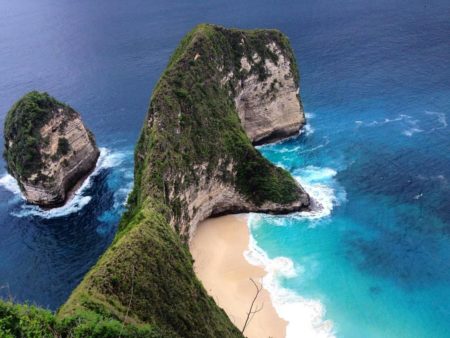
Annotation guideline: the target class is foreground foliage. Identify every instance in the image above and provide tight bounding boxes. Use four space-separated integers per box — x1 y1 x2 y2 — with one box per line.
0 301 160 337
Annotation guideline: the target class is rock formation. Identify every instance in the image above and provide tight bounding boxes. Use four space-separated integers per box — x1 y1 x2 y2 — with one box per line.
234 41 305 144
58 24 309 338
3 91 100 207
141 24 310 237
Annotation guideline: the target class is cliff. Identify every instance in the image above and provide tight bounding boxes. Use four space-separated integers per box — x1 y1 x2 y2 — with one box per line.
131 24 309 239
3 92 100 207
0 24 308 337
235 41 305 144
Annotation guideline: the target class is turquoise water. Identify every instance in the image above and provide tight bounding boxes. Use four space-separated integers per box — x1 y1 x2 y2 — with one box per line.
0 1 449 336
246 2 450 336
252 36 450 336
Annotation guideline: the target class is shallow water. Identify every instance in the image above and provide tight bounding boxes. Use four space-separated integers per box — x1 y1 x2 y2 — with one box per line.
0 1 449 336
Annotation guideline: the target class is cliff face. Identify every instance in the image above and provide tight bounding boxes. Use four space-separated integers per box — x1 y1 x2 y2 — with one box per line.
4 92 99 207
235 41 305 144
56 24 308 337
138 24 309 238
175 159 308 238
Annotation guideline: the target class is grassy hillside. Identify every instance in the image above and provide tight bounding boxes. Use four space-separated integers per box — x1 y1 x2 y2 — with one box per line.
0 24 303 337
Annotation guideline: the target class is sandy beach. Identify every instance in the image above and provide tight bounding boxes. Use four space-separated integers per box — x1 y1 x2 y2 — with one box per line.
190 215 286 338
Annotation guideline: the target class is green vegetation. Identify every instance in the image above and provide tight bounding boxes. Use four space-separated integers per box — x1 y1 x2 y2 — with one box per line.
0 301 160 337
57 137 70 156
3 91 76 182
4 91 55 180
1 24 303 337
130 23 301 212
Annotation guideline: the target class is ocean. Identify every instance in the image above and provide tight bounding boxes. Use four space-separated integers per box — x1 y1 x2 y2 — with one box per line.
0 1 449 337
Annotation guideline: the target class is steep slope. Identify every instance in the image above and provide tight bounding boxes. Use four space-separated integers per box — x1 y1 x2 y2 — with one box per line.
3 92 100 207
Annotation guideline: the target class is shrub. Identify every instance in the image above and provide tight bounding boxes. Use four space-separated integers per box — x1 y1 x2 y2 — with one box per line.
57 138 70 156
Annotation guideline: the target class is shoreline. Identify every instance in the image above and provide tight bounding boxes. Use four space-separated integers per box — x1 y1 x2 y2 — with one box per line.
190 214 287 338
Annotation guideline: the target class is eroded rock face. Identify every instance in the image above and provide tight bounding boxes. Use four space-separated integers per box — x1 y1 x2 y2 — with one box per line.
167 160 309 238
4 92 100 207
233 41 305 144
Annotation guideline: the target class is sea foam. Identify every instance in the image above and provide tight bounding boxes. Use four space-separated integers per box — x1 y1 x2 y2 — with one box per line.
294 166 346 222
245 215 336 338
244 145 345 337
0 174 21 196
0 147 130 219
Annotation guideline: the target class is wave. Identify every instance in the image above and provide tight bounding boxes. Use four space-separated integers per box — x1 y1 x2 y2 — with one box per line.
244 163 347 337
269 165 343 221
305 112 315 119
293 166 346 221
302 123 315 136
245 217 335 338
0 147 131 219
0 174 22 196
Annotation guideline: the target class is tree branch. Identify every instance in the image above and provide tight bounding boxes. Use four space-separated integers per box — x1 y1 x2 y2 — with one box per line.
241 278 264 334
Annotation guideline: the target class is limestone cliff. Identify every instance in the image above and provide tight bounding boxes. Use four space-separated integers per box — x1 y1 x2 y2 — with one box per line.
3 91 100 207
235 41 305 144
57 24 309 338
137 24 310 238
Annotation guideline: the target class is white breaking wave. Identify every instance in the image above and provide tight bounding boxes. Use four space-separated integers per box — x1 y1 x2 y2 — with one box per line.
305 112 315 119
0 174 21 195
244 164 346 337
302 123 315 136
245 216 336 338
293 166 346 221
113 178 134 210
0 147 131 219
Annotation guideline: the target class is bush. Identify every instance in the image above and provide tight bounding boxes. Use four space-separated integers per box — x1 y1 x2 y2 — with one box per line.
0 300 161 338
57 138 70 156
3 91 76 180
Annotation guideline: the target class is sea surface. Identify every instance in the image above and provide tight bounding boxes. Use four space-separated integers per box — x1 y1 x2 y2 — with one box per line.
0 1 449 337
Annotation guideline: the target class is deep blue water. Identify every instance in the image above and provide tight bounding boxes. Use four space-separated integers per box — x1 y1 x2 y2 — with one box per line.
0 0 449 336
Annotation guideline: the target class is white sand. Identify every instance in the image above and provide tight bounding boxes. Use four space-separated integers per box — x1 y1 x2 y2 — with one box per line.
190 215 286 338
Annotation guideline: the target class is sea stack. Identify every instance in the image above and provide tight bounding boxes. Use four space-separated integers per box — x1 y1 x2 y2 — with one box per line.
3 91 100 207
